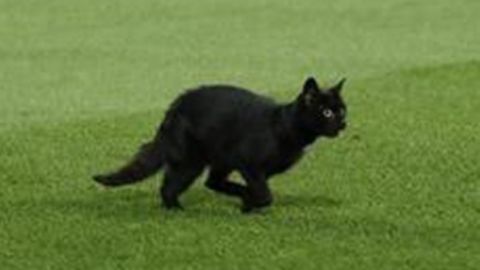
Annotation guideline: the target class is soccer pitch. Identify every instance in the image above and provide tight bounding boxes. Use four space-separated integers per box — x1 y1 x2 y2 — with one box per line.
0 0 479 269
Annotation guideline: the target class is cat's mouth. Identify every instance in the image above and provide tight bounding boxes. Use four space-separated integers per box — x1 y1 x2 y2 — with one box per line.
325 130 341 138
325 122 346 138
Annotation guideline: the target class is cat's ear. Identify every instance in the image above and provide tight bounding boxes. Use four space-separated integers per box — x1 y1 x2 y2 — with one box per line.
300 77 319 106
330 78 347 94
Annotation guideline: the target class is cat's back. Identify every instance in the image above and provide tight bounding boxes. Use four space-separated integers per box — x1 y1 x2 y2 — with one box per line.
169 85 277 119
161 85 286 166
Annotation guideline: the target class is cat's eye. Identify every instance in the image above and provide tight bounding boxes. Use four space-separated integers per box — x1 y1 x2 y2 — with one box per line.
322 108 334 118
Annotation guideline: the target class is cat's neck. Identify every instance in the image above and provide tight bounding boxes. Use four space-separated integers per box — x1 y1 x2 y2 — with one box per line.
274 103 319 149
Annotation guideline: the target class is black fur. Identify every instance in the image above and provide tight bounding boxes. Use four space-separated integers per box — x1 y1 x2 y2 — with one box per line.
93 77 347 213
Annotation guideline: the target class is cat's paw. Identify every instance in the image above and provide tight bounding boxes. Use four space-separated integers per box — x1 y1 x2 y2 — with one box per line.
241 205 253 213
162 201 184 211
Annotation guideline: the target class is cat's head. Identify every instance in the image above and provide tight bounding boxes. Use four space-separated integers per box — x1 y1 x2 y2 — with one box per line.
296 76 347 138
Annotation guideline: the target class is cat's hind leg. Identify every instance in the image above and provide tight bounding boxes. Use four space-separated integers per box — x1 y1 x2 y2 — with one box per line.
160 163 204 210
205 167 246 197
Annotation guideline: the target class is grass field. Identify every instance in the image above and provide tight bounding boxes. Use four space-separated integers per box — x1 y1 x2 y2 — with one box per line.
1 0 479 269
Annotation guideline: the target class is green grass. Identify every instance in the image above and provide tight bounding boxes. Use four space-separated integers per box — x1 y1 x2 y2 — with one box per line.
1 0 479 269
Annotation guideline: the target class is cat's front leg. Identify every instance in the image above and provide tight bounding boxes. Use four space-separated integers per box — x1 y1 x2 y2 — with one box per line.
239 169 273 213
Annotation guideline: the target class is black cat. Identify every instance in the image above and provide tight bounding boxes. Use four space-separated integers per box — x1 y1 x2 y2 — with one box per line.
93 77 347 213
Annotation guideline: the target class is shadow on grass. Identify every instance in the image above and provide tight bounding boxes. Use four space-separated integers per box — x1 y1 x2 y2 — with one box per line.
37 185 342 223
39 188 162 223
278 193 342 208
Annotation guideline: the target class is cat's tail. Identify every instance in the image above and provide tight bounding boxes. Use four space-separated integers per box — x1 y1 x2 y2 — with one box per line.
93 140 164 187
